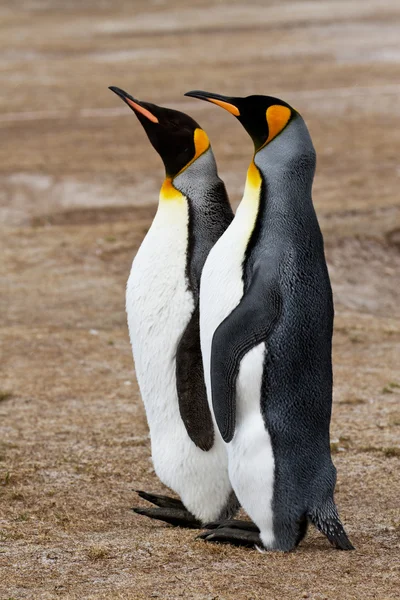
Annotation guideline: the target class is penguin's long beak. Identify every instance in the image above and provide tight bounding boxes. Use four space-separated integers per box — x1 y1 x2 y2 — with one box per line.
109 86 159 123
185 90 240 117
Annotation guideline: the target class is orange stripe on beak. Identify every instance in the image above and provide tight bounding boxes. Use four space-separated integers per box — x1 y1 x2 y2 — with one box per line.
125 97 159 123
207 98 240 116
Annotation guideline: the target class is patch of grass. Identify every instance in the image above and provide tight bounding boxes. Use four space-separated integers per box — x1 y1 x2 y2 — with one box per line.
0 390 13 402
2 471 11 485
359 445 381 454
340 396 366 405
339 435 352 445
359 445 400 457
383 447 400 458
104 235 117 243
87 545 109 560
331 436 352 453
11 492 24 501
55 511 70 524
15 512 29 522
382 382 400 394
9 531 25 541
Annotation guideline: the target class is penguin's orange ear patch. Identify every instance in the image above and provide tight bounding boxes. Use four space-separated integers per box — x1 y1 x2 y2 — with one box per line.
125 97 159 123
265 105 291 144
193 128 210 158
174 129 210 177
207 98 240 116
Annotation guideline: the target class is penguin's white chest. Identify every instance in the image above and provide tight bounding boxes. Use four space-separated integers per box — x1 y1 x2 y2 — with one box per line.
199 223 246 377
126 199 193 429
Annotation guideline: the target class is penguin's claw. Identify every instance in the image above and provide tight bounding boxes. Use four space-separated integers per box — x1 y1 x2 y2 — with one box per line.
135 490 186 510
132 506 202 529
198 526 262 548
204 518 259 532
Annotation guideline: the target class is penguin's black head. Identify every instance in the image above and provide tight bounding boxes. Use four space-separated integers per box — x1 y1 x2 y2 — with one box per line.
109 86 210 178
185 90 296 153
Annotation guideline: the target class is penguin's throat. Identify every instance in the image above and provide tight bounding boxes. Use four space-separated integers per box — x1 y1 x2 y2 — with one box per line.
242 160 262 210
246 160 262 189
159 177 185 204
232 160 263 243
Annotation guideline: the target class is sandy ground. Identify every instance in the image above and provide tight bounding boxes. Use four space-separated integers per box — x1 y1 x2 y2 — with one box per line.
0 1 399 598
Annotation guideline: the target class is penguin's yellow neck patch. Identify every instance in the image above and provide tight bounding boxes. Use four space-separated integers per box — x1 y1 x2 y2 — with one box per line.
235 160 262 245
241 160 262 212
160 177 185 203
264 105 291 145
246 160 262 191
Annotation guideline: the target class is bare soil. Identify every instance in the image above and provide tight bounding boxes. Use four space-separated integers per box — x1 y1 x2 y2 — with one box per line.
0 1 399 599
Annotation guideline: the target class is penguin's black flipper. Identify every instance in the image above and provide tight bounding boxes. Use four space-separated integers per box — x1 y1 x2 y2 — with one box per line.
133 506 202 529
308 501 355 550
203 518 259 532
211 267 282 442
135 490 186 509
198 526 262 548
176 306 215 451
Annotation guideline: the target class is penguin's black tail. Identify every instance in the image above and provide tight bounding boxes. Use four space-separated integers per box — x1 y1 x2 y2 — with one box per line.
308 499 355 550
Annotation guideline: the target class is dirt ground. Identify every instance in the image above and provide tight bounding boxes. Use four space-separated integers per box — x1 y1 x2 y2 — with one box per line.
0 1 399 598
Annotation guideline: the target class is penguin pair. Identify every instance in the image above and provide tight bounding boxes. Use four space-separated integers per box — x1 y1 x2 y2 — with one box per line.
109 86 354 552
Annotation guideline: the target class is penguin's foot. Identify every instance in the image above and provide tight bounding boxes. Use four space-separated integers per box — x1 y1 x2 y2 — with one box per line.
133 506 202 528
135 490 186 509
203 518 259 532
132 490 202 529
198 526 262 548
199 518 260 547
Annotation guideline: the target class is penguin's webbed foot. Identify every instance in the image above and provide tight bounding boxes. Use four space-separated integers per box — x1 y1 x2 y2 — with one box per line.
135 490 186 509
198 525 262 548
133 506 202 528
132 490 202 529
204 518 259 532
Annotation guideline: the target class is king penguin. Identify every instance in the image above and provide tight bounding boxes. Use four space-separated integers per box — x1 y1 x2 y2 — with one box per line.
185 90 354 551
109 86 237 528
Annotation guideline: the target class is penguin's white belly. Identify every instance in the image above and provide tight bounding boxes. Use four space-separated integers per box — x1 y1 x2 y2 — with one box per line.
200 209 275 547
127 201 231 523
230 344 275 549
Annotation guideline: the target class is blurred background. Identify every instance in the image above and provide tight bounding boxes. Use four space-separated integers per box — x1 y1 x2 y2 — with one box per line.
1 1 399 599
